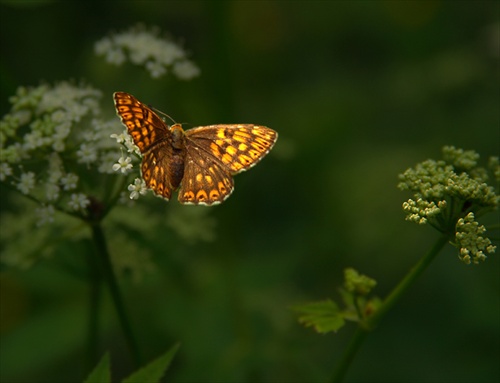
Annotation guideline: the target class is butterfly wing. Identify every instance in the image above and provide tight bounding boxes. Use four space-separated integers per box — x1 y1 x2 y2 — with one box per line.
177 124 277 205
140 145 181 200
178 146 234 205
113 92 179 200
184 124 278 174
113 92 171 153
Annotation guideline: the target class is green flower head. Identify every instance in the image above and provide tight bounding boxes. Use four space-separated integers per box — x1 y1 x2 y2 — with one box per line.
398 146 499 264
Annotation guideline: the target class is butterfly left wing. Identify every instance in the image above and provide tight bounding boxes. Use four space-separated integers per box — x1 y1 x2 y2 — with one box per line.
184 124 278 174
113 92 171 153
114 92 187 200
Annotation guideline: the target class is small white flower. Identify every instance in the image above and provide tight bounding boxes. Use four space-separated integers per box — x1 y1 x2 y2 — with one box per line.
52 140 65 152
113 156 133 174
51 110 67 123
94 37 112 55
17 171 36 194
66 104 89 123
0 163 13 181
110 131 128 144
145 60 167 78
107 49 127 65
81 130 99 143
68 193 90 211
35 205 55 226
76 143 98 164
53 121 71 141
23 130 46 150
45 182 60 201
110 130 139 154
61 173 78 190
128 178 148 199
97 151 121 174
172 60 201 80
125 136 140 155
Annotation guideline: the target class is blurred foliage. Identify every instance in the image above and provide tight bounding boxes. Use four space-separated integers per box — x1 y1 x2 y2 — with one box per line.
0 1 499 382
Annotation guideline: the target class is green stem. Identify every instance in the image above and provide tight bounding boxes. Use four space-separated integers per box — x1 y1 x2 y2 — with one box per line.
330 234 450 383
90 222 141 367
330 327 368 383
102 175 131 220
86 248 101 371
366 234 449 329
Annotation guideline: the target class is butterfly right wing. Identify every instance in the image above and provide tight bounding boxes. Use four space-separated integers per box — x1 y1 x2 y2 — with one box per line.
178 124 277 205
178 144 234 205
184 124 278 174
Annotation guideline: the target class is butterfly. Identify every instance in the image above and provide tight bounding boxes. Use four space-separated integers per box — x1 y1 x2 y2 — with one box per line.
113 92 278 205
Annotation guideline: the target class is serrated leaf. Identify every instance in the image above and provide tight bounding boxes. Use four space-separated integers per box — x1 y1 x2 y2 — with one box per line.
292 300 345 334
122 343 180 383
84 352 111 383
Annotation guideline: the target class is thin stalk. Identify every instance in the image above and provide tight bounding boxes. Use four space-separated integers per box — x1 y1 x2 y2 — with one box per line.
330 234 450 383
366 234 449 329
86 249 101 371
90 222 141 367
330 327 368 383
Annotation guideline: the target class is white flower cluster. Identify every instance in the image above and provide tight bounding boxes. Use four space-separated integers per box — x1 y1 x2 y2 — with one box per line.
455 212 496 264
0 82 123 222
95 25 200 80
109 130 148 200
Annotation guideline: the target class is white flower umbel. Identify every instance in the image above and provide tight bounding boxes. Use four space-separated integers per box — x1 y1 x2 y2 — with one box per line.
0 82 124 218
95 24 200 80
399 146 499 265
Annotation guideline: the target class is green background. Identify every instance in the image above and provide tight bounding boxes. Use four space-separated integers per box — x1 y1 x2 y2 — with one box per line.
0 1 499 382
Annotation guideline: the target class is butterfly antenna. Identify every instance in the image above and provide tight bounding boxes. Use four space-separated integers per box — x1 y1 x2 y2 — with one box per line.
153 107 177 125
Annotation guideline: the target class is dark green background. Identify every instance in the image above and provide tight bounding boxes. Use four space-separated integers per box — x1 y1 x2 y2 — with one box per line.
1 1 499 382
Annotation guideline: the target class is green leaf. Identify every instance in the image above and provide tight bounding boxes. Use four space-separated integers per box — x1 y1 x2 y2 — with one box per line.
84 352 111 383
122 343 180 383
292 300 345 334
343 268 377 296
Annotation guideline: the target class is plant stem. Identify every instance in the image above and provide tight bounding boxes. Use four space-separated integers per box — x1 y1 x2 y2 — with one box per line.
86 247 102 372
366 234 449 329
330 234 450 383
330 327 368 383
90 222 141 367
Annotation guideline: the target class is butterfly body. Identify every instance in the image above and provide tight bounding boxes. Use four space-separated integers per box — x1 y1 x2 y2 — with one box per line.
114 92 278 205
